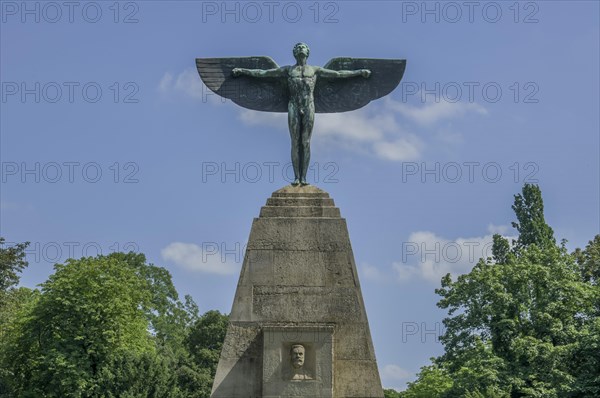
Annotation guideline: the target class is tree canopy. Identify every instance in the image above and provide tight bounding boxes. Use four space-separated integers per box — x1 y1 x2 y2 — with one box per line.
0 249 229 398
399 184 600 397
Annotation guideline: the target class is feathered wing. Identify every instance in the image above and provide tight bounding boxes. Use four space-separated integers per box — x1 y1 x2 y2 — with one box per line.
315 58 406 113
196 56 289 112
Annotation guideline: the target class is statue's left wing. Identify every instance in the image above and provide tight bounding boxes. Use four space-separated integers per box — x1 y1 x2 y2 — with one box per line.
196 56 289 112
315 58 406 113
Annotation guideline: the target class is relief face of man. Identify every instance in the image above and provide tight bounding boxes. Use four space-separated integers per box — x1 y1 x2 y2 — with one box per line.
287 344 313 381
291 344 305 369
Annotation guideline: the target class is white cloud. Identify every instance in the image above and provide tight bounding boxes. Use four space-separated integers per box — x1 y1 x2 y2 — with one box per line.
158 67 230 105
316 111 388 142
387 99 488 126
161 242 238 275
236 97 487 162
361 262 384 281
158 68 202 99
240 105 422 162
373 138 421 162
487 223 509 235
381 364 412 381
392 227 516 284
240 109 285 128
158 72 174 93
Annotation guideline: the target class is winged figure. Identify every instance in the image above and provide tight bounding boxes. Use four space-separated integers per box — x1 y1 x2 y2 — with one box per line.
196 43 406 186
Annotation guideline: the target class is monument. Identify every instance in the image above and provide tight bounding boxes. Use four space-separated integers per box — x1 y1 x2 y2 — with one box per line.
196 44 405 397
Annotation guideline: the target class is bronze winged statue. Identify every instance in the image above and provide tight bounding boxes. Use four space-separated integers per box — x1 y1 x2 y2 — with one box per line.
196 43 406 186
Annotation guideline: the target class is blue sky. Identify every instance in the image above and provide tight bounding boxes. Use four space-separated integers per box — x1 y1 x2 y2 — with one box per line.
2 0 599 391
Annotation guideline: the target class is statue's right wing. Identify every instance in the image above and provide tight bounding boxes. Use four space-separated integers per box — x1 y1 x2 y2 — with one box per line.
196 56 289 112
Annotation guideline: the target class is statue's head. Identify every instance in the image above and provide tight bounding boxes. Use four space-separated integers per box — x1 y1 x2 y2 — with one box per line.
290 344 305 369
293 43 310 60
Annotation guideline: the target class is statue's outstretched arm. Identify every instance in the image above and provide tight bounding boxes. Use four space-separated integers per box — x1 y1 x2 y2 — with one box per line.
233 67 287 78
316 67 371 79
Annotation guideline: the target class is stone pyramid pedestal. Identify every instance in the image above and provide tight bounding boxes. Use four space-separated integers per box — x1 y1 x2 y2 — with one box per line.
211 185 384 398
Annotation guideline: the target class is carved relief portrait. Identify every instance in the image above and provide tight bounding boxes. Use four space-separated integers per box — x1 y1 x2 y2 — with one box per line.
287 344 313 380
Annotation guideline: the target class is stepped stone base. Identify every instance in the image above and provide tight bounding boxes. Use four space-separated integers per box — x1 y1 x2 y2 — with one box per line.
211 185 384 398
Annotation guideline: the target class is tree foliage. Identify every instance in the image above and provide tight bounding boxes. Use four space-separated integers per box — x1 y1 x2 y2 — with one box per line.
0 238 32 396
3 256 154 397
186 310 229 373
0 250 230 398
384 388 402 398
573 235 600 286
511 184 555 251
398 364 452 398
0 237 29 294
401 185 599 397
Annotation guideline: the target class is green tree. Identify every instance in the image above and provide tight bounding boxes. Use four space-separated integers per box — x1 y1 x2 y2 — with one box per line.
384 387 402 398
103 252 226 397
568 317 600 397
569 235 600 397
3 255 155 397
0 287 38 397
399 364 452 398
104 252 197 357
0 237 29 294
511 184 555 251
96 351 183 398
186 310 229 373
0 238 32 396
176 310 230 398
0 238 31 343
0 246 231 397
492 233 512 265
437 242 594 396
426 185 597 397
573 235 600 285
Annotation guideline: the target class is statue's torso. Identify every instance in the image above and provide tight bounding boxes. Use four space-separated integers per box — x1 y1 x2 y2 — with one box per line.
287 65 316 110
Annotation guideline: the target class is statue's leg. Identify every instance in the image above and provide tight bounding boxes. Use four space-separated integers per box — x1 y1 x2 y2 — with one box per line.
299 109 315 185
288 105 301 185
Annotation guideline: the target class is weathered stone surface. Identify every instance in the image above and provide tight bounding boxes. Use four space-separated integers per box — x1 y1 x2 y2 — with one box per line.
323 251 359 287
211 185 384 397
247 218 352 251
259 205 341 218
271 185 330 197
333 323 373 360
252 286 363 323
212 323 263 397
334 359 384 398
266 197 335 207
